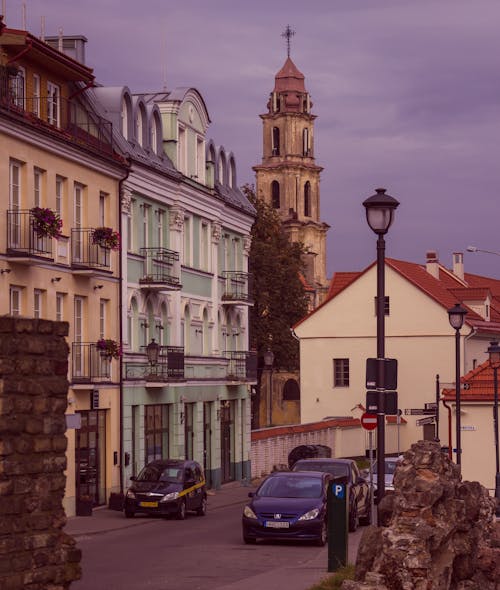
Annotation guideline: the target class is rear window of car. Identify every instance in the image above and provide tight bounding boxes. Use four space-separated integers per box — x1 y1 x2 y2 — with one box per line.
258 476 322 498
294 462 349 478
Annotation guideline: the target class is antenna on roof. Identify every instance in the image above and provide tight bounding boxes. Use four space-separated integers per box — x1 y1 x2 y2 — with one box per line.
21 1 26 29
58 27 63 52
281 24 295 58
162 34 167 91
40 15 45 41
2 0 6 20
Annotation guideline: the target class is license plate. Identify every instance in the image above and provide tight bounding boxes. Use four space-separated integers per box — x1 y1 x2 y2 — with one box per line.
265 521 289 529
139 501 158 508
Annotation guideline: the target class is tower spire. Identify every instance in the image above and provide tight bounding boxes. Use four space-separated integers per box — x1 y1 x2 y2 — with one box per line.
281 25 295 58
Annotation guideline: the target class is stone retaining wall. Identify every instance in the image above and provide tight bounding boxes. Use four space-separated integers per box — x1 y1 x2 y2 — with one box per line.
0 317 81 589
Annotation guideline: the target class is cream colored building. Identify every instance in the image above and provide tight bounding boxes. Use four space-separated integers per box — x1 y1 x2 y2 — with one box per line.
294 251 500 490
0 24 127 515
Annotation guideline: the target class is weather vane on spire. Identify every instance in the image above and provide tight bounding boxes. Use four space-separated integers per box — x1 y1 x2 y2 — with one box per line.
281 25 295 58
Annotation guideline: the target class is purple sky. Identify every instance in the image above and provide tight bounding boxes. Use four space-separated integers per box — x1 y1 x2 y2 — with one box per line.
7 1 500 278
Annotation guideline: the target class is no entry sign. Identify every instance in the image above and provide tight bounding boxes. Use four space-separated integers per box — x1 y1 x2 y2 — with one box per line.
360 412 377 431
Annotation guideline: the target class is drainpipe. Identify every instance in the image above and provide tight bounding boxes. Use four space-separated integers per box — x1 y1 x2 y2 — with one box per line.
441 397 453 461
118 160 131 495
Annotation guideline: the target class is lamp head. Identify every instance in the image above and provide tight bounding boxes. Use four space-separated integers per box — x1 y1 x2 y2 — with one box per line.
363 188 400 235
447 303 467 330
487 340 500 366
263 348 274 368
146 338 160 365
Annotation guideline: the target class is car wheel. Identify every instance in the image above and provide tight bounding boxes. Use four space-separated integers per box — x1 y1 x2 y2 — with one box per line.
316 519 327 546
243 535 256 544
124 509 135 519
176 499 186 520
349 505 358 532
196 496 207 516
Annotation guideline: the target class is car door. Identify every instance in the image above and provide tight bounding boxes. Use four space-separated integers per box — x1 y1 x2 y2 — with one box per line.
183 466 197 511
351 463 368 513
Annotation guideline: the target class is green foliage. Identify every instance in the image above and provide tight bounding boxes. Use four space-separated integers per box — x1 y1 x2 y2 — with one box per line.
307 565 355 590
243 184 309 371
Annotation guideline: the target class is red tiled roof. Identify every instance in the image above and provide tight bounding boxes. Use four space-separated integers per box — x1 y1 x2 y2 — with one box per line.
327 271 362 299
442 359 499 402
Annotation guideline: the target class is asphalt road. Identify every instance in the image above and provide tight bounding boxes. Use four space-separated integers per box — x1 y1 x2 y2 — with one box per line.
72 501 360 590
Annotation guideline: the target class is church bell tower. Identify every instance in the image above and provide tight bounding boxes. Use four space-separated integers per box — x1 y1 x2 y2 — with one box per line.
253 27 330 307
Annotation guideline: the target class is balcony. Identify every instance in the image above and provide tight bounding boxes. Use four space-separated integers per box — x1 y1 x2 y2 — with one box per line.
0 80 114 156
224 351 257 382
6 209 54 262
139 248 181 291
221 272 253 305
71 342 113 384
124 346 185 384
71 228 112 275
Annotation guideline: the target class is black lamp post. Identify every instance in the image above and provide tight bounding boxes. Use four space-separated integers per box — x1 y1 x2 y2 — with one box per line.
363 188 399 506
486 340 500 513
447 303 467 467
263 348 275 426
146 338 160 366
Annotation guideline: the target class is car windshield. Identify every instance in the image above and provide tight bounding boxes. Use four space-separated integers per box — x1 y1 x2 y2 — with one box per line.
258 476 322 498
296 462 349 478
136 465 182 483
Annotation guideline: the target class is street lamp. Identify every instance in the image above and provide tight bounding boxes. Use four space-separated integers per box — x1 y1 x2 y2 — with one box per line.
363 187 400 506
486 340 500 513
263 348 275 426
447 303 467 467
146 338 160 366
467 245 500 257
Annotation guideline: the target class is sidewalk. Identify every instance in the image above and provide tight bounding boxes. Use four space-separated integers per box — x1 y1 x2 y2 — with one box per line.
65 480 360 590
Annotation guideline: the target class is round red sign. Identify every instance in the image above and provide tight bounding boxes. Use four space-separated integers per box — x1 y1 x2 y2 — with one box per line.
360 412 378 431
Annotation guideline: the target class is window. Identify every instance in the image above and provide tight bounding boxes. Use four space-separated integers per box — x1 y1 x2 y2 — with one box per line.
303 128 310 156
151 116 158 154
121 96 130 140
73 184 84 261
99 193 107 227
34 289 43 318
10 287 22 316
271 181 280 209
304 181 311 217
178 125 186 173
196 136 204 182
374 296 390 316
99 299 107 339
34 167 44 207
137 106 145 147
9 66 25 108
56 292 65 322
142 204 150 248
32 74 40 117
55 176 65 218
157 209 164 247
272 127 280 156
201 222 209 271
145 405 170 464
47 82 60 127
333 358 349 387
74 297 84 343
183 216 191 266
9 160 22 247
283 379 300 401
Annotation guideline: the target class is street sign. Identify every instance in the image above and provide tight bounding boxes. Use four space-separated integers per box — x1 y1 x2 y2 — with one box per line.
366 390 398 414
416 416 435 426
366 358 398 390
404 408 436 416
424 402 437 410
360 412 377 431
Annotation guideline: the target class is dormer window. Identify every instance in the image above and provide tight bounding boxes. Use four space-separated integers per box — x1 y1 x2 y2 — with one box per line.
136 105 147 147
486 303 490 321
121 95 132 140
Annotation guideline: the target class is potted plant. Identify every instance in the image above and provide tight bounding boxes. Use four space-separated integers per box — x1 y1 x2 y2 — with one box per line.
30 207 63 239
92 227 120 250
96 338 121 359
75 494 93 516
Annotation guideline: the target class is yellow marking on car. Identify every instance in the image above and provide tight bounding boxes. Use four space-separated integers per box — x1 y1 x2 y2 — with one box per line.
177 480 206 498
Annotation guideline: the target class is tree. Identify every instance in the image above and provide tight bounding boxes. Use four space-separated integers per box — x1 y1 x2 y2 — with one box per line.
243 185 309 371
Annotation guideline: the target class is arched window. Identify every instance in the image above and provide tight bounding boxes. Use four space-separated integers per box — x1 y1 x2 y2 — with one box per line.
304 181 311 217
160 302 168 345
129 297 138 350
271 181 280 209
137 106 145 147
303 128 309 156
272 127 280 156
202 308 209 355
121 95 131 140
283 379 300 401
183 305 191 354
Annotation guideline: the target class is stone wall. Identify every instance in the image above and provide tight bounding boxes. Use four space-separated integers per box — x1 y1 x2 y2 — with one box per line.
0 317 81 589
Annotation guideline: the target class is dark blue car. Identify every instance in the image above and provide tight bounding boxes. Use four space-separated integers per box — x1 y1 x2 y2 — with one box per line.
242 471 332 546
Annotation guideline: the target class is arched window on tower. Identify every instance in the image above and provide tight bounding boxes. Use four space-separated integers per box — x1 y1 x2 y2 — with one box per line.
304 181 311 217
272 127 280 156
303 128 310 156
271 181 280 209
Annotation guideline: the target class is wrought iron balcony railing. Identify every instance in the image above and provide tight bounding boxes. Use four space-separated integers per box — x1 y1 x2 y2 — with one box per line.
224 350 257 382
124 346 185 381
7 209 53 259
0 77 113 156
139 248 181 290
72 342 113 383
71 228 111 271
221 271 252 305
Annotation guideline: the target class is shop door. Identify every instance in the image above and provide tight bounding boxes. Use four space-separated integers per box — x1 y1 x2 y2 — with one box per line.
75 410 106 505
220 401 234 483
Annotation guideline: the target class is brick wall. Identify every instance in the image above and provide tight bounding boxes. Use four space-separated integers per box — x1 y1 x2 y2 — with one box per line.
0 317 81 589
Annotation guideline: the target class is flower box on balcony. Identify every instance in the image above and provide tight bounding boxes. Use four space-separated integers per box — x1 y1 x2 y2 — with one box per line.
30 207 63 239
92 227 120 250
96 338 121 359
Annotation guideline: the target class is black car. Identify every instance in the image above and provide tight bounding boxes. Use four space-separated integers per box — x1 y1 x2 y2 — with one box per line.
124 459 207 520
292 458 371 531
242 470 332 546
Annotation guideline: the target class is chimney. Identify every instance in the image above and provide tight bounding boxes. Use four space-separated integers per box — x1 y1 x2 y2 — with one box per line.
426 251 440 279
452 252 464 280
